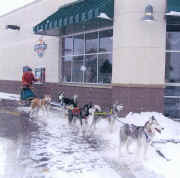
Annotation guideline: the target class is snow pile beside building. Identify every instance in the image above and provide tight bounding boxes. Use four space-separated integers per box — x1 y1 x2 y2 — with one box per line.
95 112 180 178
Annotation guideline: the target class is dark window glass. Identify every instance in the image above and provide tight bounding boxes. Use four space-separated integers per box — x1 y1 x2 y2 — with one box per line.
165 86 180 96
98 54 112 83
164 86 180 118
62 36 73 56
62 56 73 82
85 32 98 54
164 97 180 118
99 30 113 52
62 29 113 84
74 34 84 55
85 55 97 83
165 52 180 83
165 32 180 118
166 32 180 51
72 56 83 82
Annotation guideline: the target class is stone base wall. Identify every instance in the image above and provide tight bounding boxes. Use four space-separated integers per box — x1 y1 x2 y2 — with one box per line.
62 85 112 111
112 86 164 116
0 80 21 94
33 83 112 110
0 80 164 116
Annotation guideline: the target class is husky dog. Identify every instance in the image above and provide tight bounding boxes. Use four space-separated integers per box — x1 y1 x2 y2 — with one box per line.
89 103 123 129
29 95 51 118
80 102 93 126
119 116 164 159
58 92 78 107
68 102 93 127
110 103 124 129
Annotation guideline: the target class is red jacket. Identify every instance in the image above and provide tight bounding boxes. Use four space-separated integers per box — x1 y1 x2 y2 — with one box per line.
22 71 37 87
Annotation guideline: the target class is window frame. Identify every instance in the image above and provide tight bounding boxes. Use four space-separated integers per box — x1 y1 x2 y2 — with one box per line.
165 32 180 118
61 26 113 85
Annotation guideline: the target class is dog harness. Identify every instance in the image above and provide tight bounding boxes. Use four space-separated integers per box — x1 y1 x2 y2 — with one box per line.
94 109 112 116
72 107 80 114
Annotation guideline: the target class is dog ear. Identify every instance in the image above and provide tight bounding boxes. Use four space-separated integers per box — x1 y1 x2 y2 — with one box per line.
151 115 156 121
59 91 64 95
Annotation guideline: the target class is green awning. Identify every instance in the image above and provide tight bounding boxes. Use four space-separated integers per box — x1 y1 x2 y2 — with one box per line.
166 0 180 13
33 0 114 36
166 0 180 31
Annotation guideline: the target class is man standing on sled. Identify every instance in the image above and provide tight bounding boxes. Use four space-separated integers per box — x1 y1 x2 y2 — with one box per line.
20 66 38 105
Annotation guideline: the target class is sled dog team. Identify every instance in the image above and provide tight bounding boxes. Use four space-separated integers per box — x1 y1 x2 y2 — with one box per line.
27 91 164 159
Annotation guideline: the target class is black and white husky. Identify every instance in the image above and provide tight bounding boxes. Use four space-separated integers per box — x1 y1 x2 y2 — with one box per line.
67 103 93 127
119 116 164 159
58 92 78 107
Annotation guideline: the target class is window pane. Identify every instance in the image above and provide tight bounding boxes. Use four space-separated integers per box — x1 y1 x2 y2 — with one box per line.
62 37 73 56
164 87 180 118
85 32 98 54
165 52 180 83
165 86 180 97
62 56 72 82
164 97 180 118
85 55 97 83
72 56 83 82
98 54 112 84
166 32 180 51
74 34 84 55
99 30 113 52
61 29 113 84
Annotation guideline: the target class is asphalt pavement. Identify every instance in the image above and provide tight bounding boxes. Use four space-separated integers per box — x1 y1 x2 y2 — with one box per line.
0 99 37 178
0 99 134 178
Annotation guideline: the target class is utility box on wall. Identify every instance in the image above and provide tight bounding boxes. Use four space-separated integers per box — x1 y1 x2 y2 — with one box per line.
35 68 45 83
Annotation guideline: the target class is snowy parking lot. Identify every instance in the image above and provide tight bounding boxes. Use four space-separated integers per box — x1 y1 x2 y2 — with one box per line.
0 92 180 178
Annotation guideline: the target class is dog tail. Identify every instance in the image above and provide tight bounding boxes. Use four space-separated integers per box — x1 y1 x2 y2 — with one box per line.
73 95 78 105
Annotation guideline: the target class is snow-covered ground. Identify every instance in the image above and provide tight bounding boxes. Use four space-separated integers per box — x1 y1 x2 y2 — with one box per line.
0 92 180 178
0 92 19 101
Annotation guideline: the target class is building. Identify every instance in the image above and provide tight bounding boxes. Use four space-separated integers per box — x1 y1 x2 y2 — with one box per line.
0 0 179 118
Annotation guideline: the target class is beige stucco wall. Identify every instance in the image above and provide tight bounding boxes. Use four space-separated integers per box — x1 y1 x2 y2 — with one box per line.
112 0 166 85
0 0 167 85
0 0 76 83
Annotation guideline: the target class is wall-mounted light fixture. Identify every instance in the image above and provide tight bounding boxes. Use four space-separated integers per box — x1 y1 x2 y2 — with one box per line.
97 12 112 21
6 25 20 30
142 4 154 22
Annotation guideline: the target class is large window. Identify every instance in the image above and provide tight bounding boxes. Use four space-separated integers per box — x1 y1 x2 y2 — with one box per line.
165 32 180 118
62 28 113 84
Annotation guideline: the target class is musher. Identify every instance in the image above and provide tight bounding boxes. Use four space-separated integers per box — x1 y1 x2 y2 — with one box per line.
20 66 39 105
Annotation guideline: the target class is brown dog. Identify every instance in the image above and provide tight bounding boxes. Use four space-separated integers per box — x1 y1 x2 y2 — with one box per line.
30 95 51 118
